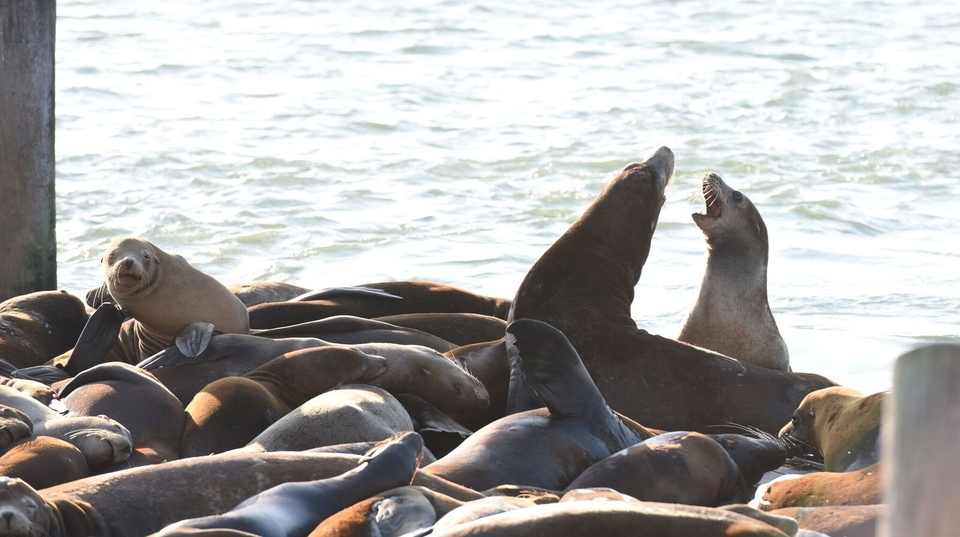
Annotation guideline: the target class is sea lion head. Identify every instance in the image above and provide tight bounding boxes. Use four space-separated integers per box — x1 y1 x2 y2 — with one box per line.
692 172 768 251
709 432 787 486
0 405 33 451
0 476 55 536
62 416 134 468
102 237 162 300
400 348 489 412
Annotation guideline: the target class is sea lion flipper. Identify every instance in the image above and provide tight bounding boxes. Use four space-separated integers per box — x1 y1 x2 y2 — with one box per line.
290 286 403 302
175 322 215 358
62 303 127 376
13 365 71 385
394 394 473 438
505 319 607 419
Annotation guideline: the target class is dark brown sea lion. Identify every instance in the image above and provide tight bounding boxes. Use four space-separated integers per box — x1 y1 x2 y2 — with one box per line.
706 432 787 486
251 315 458 353
563 431 751 506
58 362 185 467
423 319 654 491
154 433 423 536
0 291 88 369
141 331 328 405
180 346 388 457
443 338 509 432
508 147 835 435
373 313 508 347
96 237 251 364
226 281 311 308
755 463 882 511
677 172 790 371
778 386 883 472
248 281 512 328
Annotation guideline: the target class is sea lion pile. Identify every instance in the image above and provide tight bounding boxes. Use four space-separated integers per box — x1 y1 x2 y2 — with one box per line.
0 147 887 536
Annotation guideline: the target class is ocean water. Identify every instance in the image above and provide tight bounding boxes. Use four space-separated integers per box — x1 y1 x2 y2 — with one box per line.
54 0 960 393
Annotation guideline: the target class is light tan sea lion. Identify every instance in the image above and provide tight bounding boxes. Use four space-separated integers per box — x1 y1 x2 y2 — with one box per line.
755 463 882 511
778 386 884 472
677 172 790 371
99 237 250 364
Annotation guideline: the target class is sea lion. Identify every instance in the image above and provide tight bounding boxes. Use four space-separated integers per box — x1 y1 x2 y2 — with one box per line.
0 436 90 489
770 505 882 537
141 330 330 405
0 291 88 369
98 237 250 363
563 431 751 506
155 432 423 536
430 496 537 532
0 404 34 450
142 328 485 410
426 500 792 536
227 281 312 308
309 485 464 537
677 172 790 371
778 386 884 472
423 319 654 491
180 346 389 457
508 146 835 435
707 432 787 486
248 281 512 328
443 338 509 432
0 437 478 537
0 385 133 470
554 490 800 536
242 386 416 453
58 362 185 467
252 315 458 353
373 313 508 347
0 370 57 405
754 463 882 511
0 476 109 537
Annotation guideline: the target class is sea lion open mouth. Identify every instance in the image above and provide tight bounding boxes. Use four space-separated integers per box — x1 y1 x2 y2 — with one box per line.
702 173 722 217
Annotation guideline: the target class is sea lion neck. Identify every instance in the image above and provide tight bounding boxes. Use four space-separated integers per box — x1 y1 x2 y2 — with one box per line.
511 162 669 327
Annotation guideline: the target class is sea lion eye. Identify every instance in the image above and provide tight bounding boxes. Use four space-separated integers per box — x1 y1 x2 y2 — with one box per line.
791 412 800 424
732 191 743 203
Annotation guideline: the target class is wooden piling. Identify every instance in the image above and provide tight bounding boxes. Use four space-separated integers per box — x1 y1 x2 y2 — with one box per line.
880 343 960 537
0 0 57 301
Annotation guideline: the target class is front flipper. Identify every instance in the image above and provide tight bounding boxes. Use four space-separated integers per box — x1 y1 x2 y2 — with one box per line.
63 303 127 376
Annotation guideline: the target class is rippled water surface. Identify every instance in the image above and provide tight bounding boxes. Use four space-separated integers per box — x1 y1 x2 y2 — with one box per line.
55 0 960 392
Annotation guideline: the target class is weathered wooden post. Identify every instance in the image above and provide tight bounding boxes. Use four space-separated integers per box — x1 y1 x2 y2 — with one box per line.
880 343 960 536
0 0 57 301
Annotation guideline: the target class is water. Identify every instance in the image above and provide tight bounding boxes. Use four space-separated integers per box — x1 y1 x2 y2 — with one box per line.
54 0 960 394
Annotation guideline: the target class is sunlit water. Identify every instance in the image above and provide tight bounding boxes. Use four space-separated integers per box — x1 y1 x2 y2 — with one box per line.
55 0 960 394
